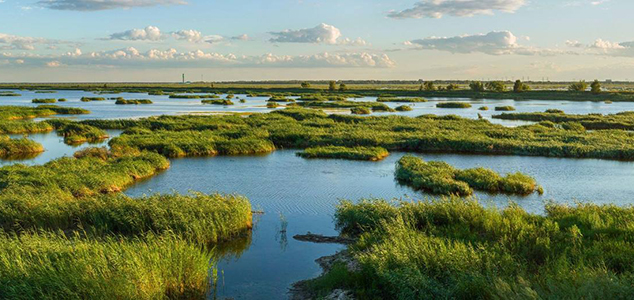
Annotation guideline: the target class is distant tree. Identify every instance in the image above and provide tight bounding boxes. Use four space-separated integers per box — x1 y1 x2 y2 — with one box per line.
513 80 530 93
339 83 348 91
569 80 588 92
329 81 337 91
469 81 485 92
485 81 506 92
591 80 601 94
301 81 311 88
423 81 436 91
445 84 459 91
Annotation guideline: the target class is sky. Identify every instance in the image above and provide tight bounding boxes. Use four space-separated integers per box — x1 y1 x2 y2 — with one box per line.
0 0 633 82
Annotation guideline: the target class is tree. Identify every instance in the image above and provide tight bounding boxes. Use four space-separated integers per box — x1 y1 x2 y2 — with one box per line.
513 80 530 93
423 81 435 91
485 81 506 92
569 80 588 92
469 81 485 92
301 81 311 88
339 83 348 91
591 80 601 94
328 81 337 91
445 84 459 91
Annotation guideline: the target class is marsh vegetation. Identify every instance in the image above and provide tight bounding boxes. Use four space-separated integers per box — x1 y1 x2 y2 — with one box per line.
297 146 389 161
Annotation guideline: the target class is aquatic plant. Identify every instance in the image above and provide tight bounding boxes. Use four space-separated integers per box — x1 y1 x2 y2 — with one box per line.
115 99 153 105
297 146 389 161
495 106 516 111
377 97 427 103
436 102 472 108
81 97 106 102
323 198 634 299
0 135 44 158
202 99 234 105
395 105 413 112
55 123 109 144
350 107 371 115
32 98 56 104
395 155 541 196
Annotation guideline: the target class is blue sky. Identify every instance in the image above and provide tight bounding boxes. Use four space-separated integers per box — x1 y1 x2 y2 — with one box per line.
0 0 633 81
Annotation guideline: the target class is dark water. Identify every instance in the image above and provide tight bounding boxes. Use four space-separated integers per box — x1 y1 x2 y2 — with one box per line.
1 90 633 126
123 150 634 299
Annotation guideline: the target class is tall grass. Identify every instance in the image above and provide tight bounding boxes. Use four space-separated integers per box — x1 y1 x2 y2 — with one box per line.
297 146 389 161
115 99 153 105
327 198 634 299
395 155 541 196
0 231 214 299
436 102 472 108
0 135 44 158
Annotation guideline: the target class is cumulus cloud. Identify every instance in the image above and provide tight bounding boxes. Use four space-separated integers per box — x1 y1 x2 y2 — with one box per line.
388 0 527 19
406 31 568 56
270 23 367 46
1 47 394 68
171 29 203 43
38 0 187 11
106 26 163 41
0 33 62 50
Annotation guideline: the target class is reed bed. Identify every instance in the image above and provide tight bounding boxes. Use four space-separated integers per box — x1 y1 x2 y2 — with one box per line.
297 146 389 161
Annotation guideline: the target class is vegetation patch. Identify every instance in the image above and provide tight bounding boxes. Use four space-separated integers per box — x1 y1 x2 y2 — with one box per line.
32 98 57 104
493 110 634 130
495 106 516 111
0 135 44 158
81 97 106 102
395 155 541 196
115 99 153 105
395 105 413 112
169 94 219 99
55 122 109 144
436 102 472 108
297 146 389 161
350 107 371 115
202 99 234 105
377 97 427 102
321 198 634 299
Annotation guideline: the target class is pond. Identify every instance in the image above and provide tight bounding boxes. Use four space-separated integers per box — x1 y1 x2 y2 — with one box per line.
1 89 633 127
123 150 634 299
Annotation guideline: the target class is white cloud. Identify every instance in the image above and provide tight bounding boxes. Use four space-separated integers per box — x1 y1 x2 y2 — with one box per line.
38 0 187 11
388 0 527 19
171 29 203 43
270 23 367 46
407 31 568 56
230 34 251 41
106 26 163 41
0 33 61 50
2 47 394 68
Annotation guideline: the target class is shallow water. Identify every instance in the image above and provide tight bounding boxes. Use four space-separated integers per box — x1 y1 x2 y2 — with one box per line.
1 90 633 127
4 90 634 299
123 150 634 299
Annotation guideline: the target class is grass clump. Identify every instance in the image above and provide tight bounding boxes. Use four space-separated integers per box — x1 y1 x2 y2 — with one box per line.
377 97 427 102
267 102 280 108
80 97 106 102
297 146 389 161
169 94 218 99
115 99 153 105
493 110 634 130
495 106 516 111
351 107 371 115
436 102 472 108
324 198 634 299
395 155 540 196
298 101 394 112
0 231 214 300
55 123 109 144
32 98 56 104
268 95 295 102
478 106 489 111
0 135 44 158
201 99 234 105
0 92 20 97
395 105 413 112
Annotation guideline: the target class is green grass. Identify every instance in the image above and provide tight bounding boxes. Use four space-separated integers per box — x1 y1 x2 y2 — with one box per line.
495 106 516 111
268 95 295 102
169 94 218 99
32 98 57 104
298 101 394 112
54 122 109 144
0 135 44 158
351 107 371 115
201 99 234 105
74 107 634 161
0 106 89 134
115 99 153 105
395 105 413 112
436 102 472 108
326 198 634 299
80 97 106 102
494 110 634 130
297 146 389 161
377 97 427 102
0 92 20 97
395 155 541 196
0 231 214 300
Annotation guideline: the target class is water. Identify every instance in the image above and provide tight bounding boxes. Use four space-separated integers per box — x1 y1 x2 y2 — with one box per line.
123 150 634 299
1 90 633 127
5 90 634 299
